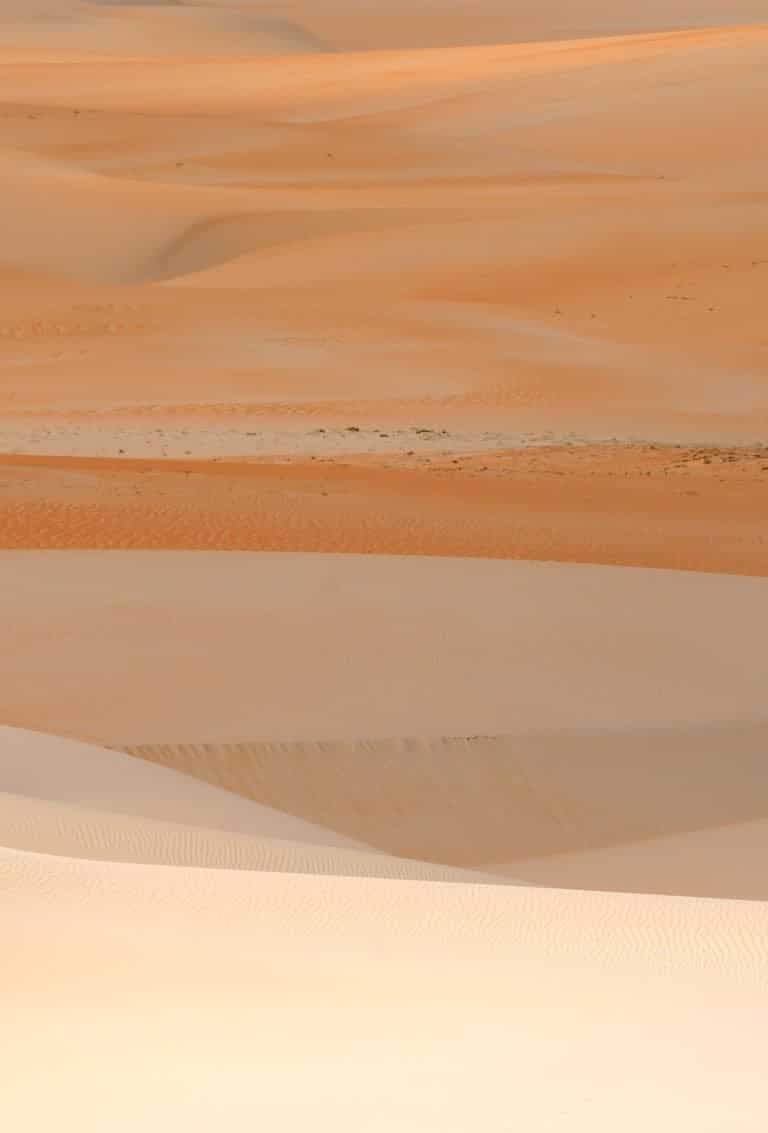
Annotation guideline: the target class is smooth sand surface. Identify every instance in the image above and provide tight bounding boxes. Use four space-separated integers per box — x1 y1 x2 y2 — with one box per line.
3 4 767 1127
1 550 767 902
125 725 768 899
3 2 766 55
0 723 370 845
3 844 768 1131
1 552 767 745
487 817 768 900
0 725 508 881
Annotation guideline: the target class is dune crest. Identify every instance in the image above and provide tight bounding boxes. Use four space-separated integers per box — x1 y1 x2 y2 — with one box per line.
2 3 768 1129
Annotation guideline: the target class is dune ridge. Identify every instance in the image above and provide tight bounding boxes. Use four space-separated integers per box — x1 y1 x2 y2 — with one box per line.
3 839 768 1131
0 723 509 882
3 3 768 1129
119 723 768 898
1 551 767 903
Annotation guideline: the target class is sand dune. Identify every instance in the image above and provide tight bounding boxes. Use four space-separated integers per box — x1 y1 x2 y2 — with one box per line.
0 723 507 881
1 552 766 745
123 725 768 899
0 723 367 844
3 4 768 1128
3 844 768 1131
0 788 510 880
2 1 766 54
0 0 330 56
488 817 768 901
1 551 766 900
1 22 766 459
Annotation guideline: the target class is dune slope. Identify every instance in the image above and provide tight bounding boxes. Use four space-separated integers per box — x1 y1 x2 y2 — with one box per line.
1 19 766 560
1 551 767 899
0 724 508 881
3 844 768 1131
2 4 768 1129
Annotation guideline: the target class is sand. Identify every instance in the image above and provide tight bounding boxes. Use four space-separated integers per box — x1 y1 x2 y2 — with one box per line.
1 16 767 567
1 550 767 902
2 3 768 1129
0 724 510 881
4 558 765 1128
2 446 767 575
4 844 768 1132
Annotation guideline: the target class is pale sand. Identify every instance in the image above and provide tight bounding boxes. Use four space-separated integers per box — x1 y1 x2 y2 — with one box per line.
0 725 507 882
1 552 766 745
124 726 768 899
486 817 768 900
2 552 767 1125
2 3 768 1126
1 551 767 901
0 723 370 845
3 844 768 1131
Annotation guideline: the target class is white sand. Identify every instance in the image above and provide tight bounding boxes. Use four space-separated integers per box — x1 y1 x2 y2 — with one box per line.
1 551 767 1128
3 842 767 1131
0 723 506 881
2 2 768 1126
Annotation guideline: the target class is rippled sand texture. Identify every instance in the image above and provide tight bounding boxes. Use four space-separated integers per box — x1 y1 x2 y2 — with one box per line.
2 4 768 1131
1 552 768 1130
1 4 767 566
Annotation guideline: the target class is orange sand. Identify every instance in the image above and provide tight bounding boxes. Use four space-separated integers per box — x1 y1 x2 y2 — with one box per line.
1 446 766 574
3 5 768 1130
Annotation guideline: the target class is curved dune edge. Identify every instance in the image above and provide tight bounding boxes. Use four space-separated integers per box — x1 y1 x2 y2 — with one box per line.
2 2 767 57
2 4 768 1128
1 21 767 458
485 816 768 900
4 716 768 898
3 842 768 1130
0 723 368 848
0 724 507 882
1 551 767 898
0 788 507 883
121 724 768 899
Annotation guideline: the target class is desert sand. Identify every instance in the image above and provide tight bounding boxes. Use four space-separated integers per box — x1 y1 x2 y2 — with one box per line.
2 552 768 1130
1 10 768 564
1 550 767 902
2 3 768 1130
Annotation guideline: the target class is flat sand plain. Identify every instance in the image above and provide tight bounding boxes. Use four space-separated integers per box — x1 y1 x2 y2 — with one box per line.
2 4 767 1130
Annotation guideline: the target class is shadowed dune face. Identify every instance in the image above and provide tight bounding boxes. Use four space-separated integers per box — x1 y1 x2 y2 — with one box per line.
1 552 767 899
123 726 768 890
3 5 768 1129
0 725 509 882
